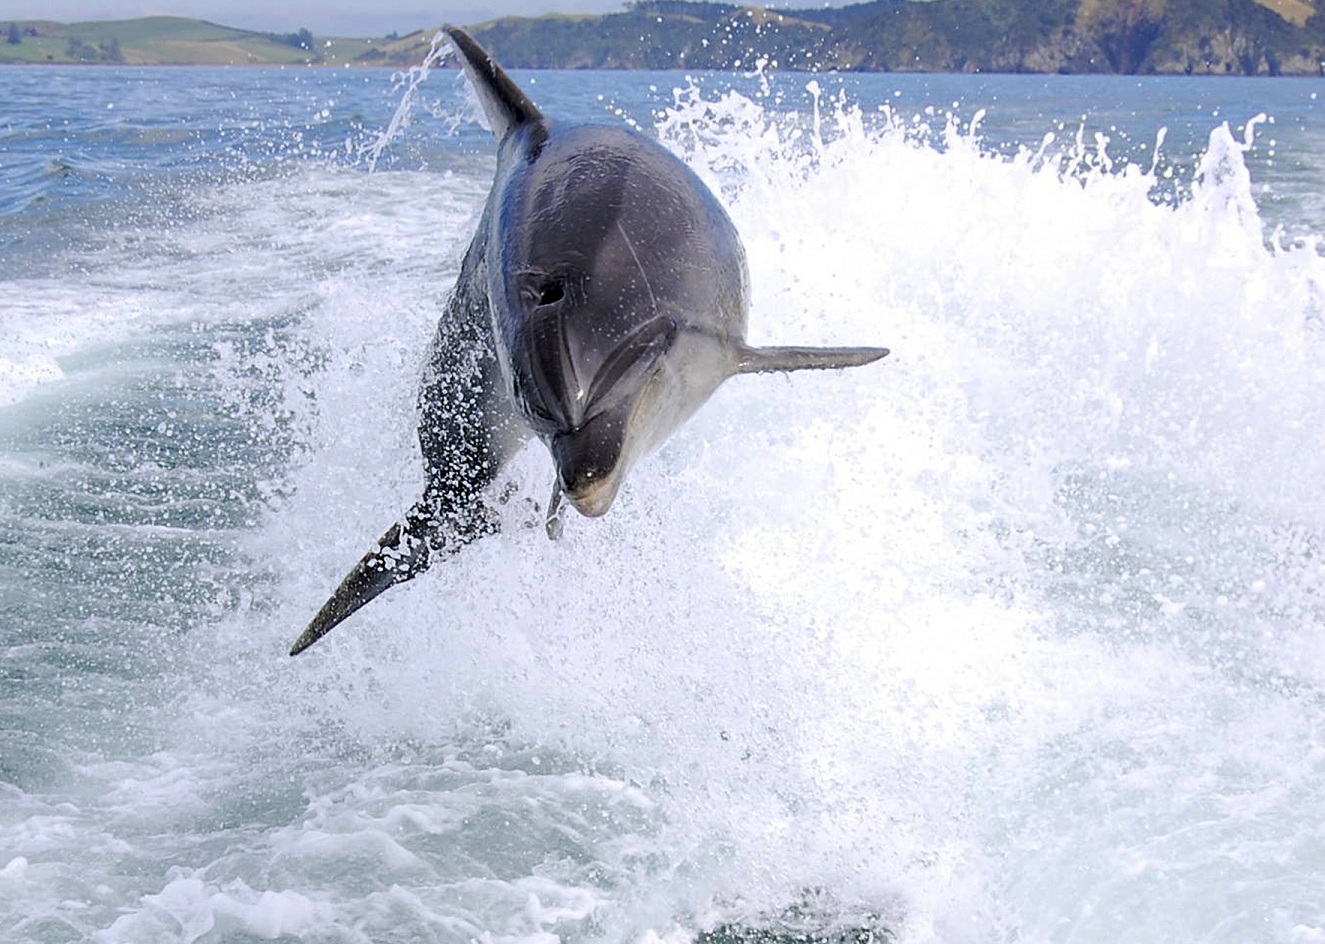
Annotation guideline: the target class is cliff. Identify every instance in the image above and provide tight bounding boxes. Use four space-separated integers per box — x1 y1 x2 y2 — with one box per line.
449 0 1325 74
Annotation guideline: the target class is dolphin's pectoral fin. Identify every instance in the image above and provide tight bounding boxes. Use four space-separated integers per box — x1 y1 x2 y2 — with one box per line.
735 344 890 375
289 516 431 656
288 500 497 656
545 479 565 541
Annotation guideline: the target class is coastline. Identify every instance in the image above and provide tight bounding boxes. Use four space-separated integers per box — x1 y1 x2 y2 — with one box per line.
4 3 1325 76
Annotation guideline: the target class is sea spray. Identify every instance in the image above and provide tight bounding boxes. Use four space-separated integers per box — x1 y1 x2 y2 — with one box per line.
357 30 453 172
241 82 1325 941
6 67 1325 944
257 81 1325 943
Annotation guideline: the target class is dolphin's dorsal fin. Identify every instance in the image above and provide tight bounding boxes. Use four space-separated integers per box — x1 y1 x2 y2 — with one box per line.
735 344 890 374
444 26 543 139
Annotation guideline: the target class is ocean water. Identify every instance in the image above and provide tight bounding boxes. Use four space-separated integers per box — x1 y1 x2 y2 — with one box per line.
3 55 1325 944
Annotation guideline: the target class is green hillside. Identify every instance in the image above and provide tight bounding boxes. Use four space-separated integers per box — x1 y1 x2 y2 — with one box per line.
457 0 1325 75
0 16 388 65
1 0 1322 74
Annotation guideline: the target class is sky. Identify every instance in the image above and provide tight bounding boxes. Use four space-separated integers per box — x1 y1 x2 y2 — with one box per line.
0 0 631 36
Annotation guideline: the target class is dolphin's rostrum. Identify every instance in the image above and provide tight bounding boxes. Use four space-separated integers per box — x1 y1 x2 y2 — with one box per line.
288 27 889 655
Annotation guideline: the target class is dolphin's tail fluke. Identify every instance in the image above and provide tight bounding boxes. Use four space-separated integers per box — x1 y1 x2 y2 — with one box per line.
735 344 890 374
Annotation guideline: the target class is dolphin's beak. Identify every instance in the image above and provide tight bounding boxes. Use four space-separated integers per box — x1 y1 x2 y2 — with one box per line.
549 410 630 518
561 468 624 517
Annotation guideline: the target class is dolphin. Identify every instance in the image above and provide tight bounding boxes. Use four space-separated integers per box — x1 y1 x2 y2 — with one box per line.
288 26 889 655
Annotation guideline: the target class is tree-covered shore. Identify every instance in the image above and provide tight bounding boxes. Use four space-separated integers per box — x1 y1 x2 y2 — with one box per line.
4 0 1323 75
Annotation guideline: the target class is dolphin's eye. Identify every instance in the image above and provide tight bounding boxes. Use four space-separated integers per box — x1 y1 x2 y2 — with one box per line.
518 272 568 310
537 281 564 306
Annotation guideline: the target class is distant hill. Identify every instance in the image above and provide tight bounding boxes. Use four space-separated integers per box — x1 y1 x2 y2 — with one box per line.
3 0 1323 74
455 0 1325 75
0 15 391 65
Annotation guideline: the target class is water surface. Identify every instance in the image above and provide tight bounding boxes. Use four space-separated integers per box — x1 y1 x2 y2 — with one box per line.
3 61 1325 944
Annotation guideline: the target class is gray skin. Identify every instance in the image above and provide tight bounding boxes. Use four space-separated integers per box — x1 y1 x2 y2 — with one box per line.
288 27 889 655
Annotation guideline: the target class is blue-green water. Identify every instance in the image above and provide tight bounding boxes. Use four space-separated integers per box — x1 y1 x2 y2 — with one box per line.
4 59 1325 943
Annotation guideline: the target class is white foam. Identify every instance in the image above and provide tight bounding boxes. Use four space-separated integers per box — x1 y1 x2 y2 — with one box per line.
8 77 1325 944
218 88 1325 941
96 876 332 943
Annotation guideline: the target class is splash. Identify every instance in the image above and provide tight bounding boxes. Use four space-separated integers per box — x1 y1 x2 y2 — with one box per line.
224 80 1325 943
357 30 452 172
9 71 1325 944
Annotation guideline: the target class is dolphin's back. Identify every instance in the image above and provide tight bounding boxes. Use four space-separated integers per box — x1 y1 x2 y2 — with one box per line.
495 123 749 341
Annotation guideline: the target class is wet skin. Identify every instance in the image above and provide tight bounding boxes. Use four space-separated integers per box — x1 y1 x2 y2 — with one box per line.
289 27 888 656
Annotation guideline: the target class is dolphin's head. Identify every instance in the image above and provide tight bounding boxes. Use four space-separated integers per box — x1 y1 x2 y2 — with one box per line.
491 127 747 518
507 269 680 517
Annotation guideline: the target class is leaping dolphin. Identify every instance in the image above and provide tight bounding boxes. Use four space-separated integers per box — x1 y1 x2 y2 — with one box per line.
289 27 889 655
